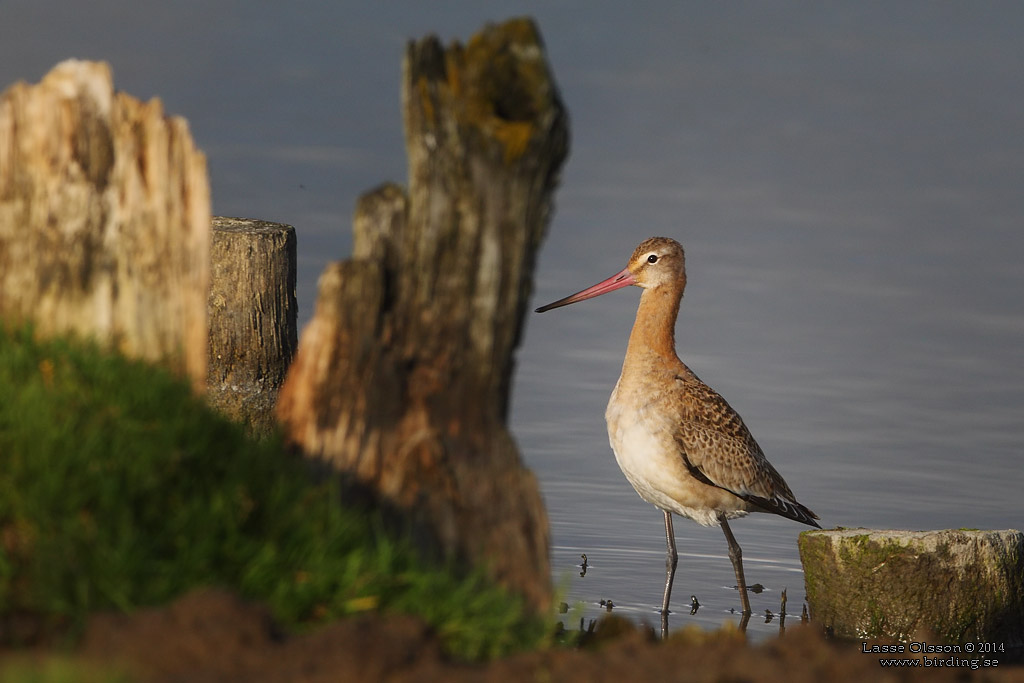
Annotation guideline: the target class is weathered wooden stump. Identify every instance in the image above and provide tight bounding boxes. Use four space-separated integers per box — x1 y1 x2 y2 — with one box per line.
0 60 210 391
799 528 1024 645
207 217 297 435
277 18 569 609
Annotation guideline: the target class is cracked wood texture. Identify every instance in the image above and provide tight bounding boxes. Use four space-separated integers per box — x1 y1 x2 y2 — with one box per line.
0 60 210 391
277 18 569 609
207 217 298 435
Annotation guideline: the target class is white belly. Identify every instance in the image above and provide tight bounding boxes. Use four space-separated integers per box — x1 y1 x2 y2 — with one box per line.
606 382 749 527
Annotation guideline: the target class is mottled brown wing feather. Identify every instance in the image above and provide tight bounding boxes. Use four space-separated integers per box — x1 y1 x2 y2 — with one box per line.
672 374 820 527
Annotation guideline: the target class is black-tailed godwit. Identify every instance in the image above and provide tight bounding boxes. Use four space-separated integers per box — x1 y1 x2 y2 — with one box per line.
536 236 819 634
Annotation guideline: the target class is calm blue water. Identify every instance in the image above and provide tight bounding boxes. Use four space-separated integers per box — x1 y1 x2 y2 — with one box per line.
4 1 1023 640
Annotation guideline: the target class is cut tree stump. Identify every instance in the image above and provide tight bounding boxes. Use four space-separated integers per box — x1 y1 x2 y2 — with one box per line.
277 18 569 610
0 60 210 391
207 217 297 435
799 528 1024 645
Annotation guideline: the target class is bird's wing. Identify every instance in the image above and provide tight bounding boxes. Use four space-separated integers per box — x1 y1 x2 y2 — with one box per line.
670 374 820 527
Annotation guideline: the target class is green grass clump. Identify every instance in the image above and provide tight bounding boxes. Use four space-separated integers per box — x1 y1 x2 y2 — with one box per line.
0 325 544 659
0 658 130 683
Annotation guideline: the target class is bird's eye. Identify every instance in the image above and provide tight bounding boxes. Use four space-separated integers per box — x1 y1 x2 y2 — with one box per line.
647 254 659 264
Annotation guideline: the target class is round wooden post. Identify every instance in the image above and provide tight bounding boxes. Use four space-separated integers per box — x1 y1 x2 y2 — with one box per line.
207 217 297 435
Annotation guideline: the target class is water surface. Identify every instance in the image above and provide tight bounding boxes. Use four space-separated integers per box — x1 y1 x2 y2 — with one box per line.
4 1 1022 640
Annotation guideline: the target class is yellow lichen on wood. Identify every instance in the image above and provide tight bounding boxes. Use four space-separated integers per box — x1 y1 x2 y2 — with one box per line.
447 18 555 164
444 47 463 100
493 120 534 163
416 75 436 129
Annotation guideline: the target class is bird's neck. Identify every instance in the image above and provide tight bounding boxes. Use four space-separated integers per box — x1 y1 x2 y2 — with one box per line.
622 284 683 372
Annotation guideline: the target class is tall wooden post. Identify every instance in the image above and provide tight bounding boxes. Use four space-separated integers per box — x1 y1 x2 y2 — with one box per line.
277 18 569 609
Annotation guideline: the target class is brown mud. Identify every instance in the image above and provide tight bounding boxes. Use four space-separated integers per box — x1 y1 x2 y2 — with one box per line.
5 589 1020 682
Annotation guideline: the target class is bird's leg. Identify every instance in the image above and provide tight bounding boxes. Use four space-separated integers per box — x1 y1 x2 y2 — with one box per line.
660 510 678 638
718 512 752 616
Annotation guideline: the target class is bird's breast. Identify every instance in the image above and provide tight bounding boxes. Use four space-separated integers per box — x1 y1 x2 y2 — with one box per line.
606 377 751 526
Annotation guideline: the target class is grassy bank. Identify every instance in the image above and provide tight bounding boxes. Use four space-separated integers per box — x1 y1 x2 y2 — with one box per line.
0 325 545 660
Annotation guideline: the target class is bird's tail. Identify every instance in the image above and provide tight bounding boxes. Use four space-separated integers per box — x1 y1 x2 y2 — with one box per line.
745 493 821 528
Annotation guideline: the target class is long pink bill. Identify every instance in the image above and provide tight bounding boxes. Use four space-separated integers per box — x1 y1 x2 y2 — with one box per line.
535 266 636 313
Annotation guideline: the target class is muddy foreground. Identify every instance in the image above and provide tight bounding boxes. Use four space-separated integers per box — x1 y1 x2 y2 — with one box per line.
8 589 1021 682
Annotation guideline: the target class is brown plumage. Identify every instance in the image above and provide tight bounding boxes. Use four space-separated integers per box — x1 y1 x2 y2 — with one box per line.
536 236 819 627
